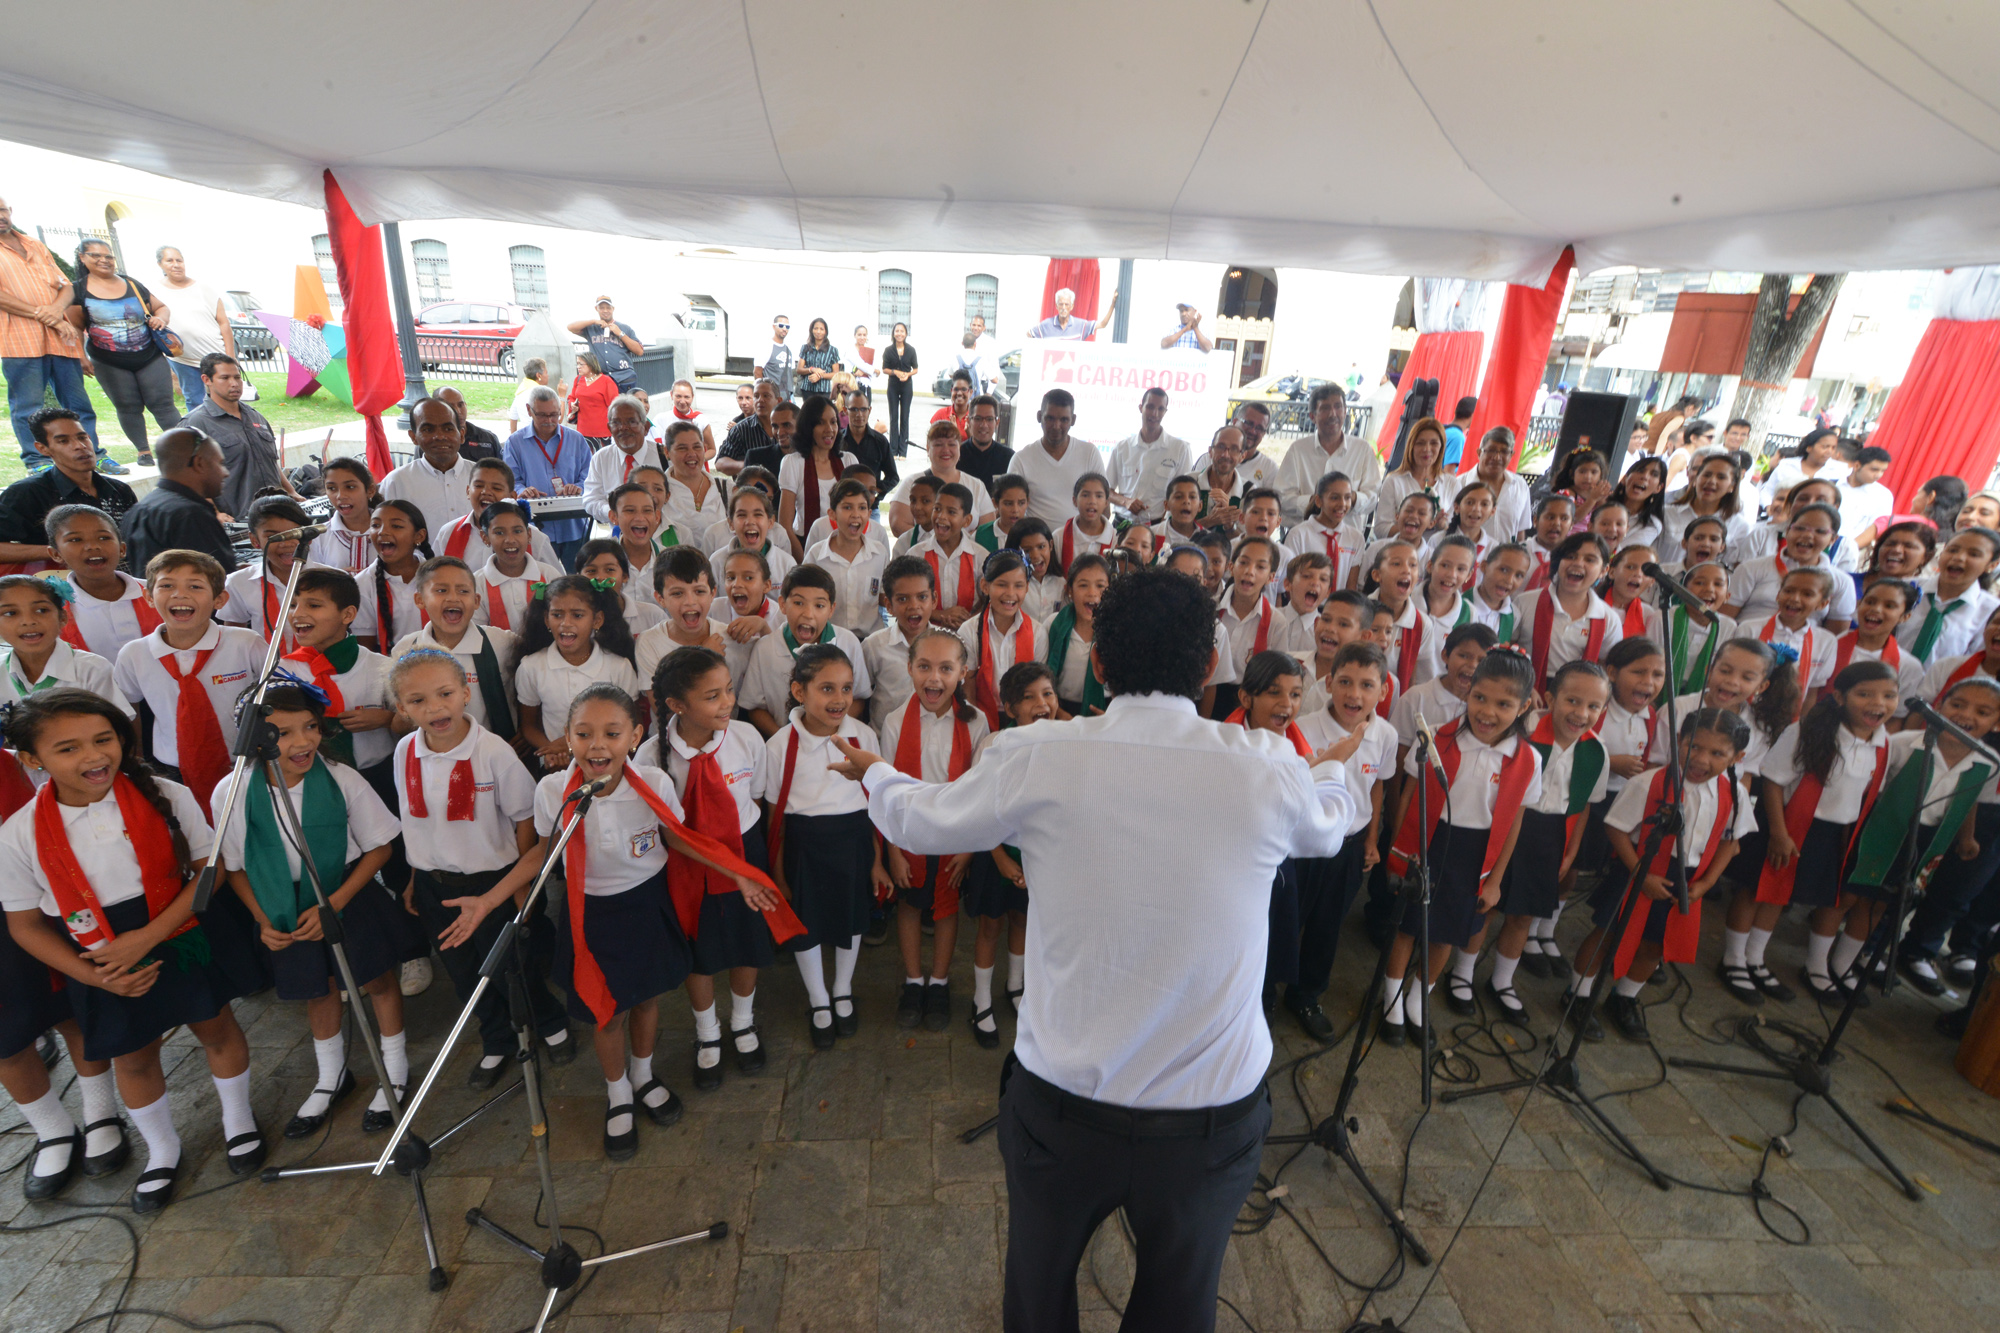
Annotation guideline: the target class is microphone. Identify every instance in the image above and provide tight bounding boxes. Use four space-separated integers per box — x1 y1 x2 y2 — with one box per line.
1413 707 1452 789
565 773 619 803
1642 562 1708 617
263 523 328 545
1904 696 2000 768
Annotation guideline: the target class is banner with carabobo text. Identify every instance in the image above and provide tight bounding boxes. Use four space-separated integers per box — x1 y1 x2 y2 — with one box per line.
1015 341 1235 448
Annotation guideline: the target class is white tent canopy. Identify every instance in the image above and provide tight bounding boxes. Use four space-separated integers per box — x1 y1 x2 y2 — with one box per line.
6 1 2000 284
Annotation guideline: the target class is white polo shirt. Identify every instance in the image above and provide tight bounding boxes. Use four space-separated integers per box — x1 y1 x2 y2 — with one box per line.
0 778 212 918
58 571 155 663
1295 710 1398 836
1605 768 1756 867
764 712 877 817
805 533 893 637
380 456 476 534
396 721 537 874
112 624 266 769
352 562 425 647
390 624 519 733
515 643 641 739
739 624 871 718
875 700 992 784
4 641 130 716
660 718 767 834
472 559 565 634
533 762 679 895
864 622 920 720
212 761 400 877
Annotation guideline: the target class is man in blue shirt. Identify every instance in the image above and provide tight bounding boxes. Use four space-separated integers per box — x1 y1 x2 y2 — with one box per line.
1442 394 1477 469
1027 286 1119 340
503 385 592 570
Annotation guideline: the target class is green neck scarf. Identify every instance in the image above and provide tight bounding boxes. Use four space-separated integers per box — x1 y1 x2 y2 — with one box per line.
782 622 836 655
1530 735 1607 816
469 628 515 742
242 760 348 932
973 519 1001 553
0 648 62 698
1851 750 1993 887
1912 593 1966 662
1045 604 1107 713
312 637 364 764
1666 607 1721 699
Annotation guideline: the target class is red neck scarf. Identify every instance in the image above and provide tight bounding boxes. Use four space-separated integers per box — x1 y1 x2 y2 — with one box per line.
1384 604 1420 695
1756 617 1816 684
444 518 475 560
485 579 514 631
1387 718 1538 887
258 571 299 654
1317 521 1342 590
1525 547 1553 591
564 762 793 1026
1531 590 1607 689
60 583 162 656
1619 595 1649 640
800 451 835 538
282 644 350 715
1834 630 1901 676
1222 597 1272 658
1061 518 1107 571
157 642 229 818
1377 671 1401 720
1756 731 1889 905
0 749 36 820
976 610 1036 731
1945 654 1994 692
1224 707 1314 758
924 546 976 610
1611 768 1735 974
404 736 477 822
890 698 973 904
36 777 194 949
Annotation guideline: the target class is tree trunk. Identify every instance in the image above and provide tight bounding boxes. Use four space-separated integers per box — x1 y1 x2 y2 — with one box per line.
1729 272 1846 452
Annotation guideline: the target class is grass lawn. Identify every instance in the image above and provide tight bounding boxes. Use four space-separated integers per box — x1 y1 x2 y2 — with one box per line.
2 369 516 489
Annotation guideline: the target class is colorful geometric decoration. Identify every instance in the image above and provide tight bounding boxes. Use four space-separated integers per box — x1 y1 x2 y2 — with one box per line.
254 265 353 406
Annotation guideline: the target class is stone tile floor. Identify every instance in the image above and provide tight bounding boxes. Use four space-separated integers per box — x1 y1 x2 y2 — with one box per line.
4 918 2000 1333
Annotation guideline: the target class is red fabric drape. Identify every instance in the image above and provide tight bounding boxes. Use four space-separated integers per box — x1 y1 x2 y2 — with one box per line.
323 171 401 478
1040 259 1103 340
1464 248 1575 472
1874 319 2000 509
1375 330 1485 469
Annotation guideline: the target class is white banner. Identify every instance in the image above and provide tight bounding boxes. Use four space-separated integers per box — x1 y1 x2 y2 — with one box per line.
1013 341 1235 447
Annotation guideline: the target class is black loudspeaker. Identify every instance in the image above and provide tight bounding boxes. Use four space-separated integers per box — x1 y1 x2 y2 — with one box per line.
1548 391 1640 482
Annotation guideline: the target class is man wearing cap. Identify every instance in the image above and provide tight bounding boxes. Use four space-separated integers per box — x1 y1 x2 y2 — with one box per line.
1161 303 1213 352
567 298 642 393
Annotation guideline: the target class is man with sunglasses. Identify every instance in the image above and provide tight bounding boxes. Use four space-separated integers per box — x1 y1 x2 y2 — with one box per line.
754 314 796 401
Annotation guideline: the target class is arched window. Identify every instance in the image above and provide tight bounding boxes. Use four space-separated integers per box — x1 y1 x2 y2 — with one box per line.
878 268 912 333
311 233 343 313
410 238 452 305
1217 266 1279 321
509 244 548 309
964 273 998 330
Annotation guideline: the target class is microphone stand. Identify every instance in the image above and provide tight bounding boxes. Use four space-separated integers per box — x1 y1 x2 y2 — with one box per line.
1411 724 1437 1109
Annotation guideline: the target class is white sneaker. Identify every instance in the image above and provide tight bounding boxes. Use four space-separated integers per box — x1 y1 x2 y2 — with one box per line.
399 957 434 997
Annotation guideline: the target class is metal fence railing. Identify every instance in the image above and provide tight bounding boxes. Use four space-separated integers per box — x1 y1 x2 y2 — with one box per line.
259 337 520 386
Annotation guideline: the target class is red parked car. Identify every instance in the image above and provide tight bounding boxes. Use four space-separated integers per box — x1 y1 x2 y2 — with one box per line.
413 301 531 377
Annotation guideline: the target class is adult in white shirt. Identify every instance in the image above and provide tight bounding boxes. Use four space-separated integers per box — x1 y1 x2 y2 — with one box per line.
583 395 661 524
379 398 476 534
154 246 233 409
1758 427 1845 506
645 380 716 459
1835 447 1896 543
1470 427 1535 539
1273 385 1384 530
1104 386 1191 523
827 569 1354 1327
1010 389 1107 529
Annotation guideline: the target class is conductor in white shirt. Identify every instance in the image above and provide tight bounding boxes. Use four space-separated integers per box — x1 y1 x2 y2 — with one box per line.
829 567 1357 1332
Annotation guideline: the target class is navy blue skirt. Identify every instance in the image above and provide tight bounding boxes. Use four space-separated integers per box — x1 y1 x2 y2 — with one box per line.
781 810 876 951
555 869 691 1025
1497 809 1569 919
67 892 268 1062
1399 823 1489 950
0 923 72 1060
963 847 1029 919
689 817 778 975
261 862 413 1002
1789 817 1855 910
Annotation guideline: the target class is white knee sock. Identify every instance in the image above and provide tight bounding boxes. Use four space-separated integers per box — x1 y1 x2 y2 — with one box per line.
1722 929 1748 969
1829 933 1865 979
368 1030 411 1114
1490 953 1520 991
1521 935 1545 957
18 1088 77 1176
77 1069 121 1156
1746 927 1774 968
299 1033 346 1118
1404 980 1430 1028
213 1071 257 1149
731 990 759 1051
605 1075 634 1137
1574 974 1595 998
1805 931 1835 981
832 938 861 1010
127 1093 181 1187
630 1054 668 1106
1006 950 1025 996
692 1003 723 1069
793 946 832 1025
1615 976 1645 998
1450 948 1478 984
1544 900 1566 932
1382 978 1405 1019
973 965 996 1031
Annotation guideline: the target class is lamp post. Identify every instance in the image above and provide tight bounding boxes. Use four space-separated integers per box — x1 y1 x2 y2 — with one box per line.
1113 258 1134 343
382 221 428 428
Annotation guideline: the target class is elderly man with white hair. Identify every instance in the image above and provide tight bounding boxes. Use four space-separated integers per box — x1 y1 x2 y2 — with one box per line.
1027 285 1120 340
583 393 662 523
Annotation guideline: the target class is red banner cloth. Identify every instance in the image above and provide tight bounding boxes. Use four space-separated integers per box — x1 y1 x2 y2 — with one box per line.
1873 319 2000 510
1464 248 1575 472
323 171 401 478
1375 330 1485 470
1039 259 1103 340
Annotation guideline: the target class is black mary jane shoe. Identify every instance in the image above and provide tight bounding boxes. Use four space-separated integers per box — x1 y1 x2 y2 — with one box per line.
23 1132 81 1201
636 1080 684 1128
1801 970 1844 1005
969 1006 1001 1050
1748 964 1796 1003
1004 987 1024 1017
832 996 860 1039
1831 972 1872 1009
692 1037 724 1091
81 1118 130 1177
131 1162 181 1214
467 1055 509 1091
1485 981 1532 1030
225 1130 268 1177
1378 1016 1408 1048
1718 962 1765 1006
1562 992 1605 1043
543 1031 579 1066
1900 955 1948 997
1444 975 1477 1018
808 1005 837 1051
603 1103 639 1162
733 1025 767 1074
284 1068 355 1140
1518 950 1551 980
1542 946 1574 982
362 1085 408 1136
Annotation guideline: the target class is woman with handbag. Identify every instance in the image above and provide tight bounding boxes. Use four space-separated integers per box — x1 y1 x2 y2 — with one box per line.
65 239 177 468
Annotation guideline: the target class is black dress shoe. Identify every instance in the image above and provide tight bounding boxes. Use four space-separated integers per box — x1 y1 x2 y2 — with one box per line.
603 1103 638 1161
1485 980 1531 1030
1379 1015 1407 1048
1289 1001 1336 1043
362 1087 407 1135
81 1118 129 1177
1444 975 1476 1017
1717 961 1764 1006
543 1031 578 1065
467 1055 509 1090
691 1038 724 1092
969 1006 1000 1049
1543 947 1573 982
732 1024 766 1074
23 1132 80 1201
636 1081 683 1128
284 1068 355 1140
1003 988 1023 1016
1607 994 1650 1042
1562 991 1605 1042
1744 963 1793 1002
895 983 925 1029
225 1130 268 1177
1801 970 1843 1004
832 995 859 1038
1947 953 1979 986
1518 950 1551 979
1900 955 1948 997
131 1162 181 1214
808 1005 836 1051
923 982 952 1032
